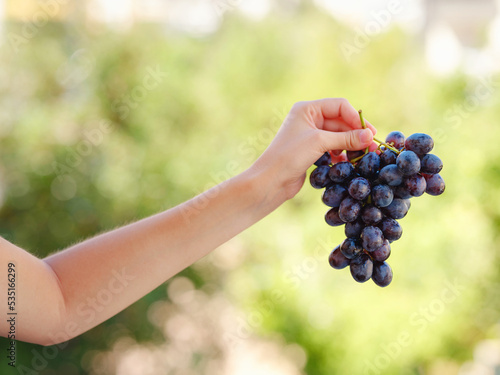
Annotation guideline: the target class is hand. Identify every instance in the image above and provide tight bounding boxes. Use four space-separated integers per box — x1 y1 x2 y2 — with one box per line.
250 98 378 203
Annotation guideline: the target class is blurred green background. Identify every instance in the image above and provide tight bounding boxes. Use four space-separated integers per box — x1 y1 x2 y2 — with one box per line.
1 1 500 374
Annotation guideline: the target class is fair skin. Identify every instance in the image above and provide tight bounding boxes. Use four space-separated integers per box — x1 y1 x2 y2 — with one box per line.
0 98 377 346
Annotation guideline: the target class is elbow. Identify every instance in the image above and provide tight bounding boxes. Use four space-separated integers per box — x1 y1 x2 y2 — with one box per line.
36 330 73 347
25 315 75 347
39 340 67 348
38 319 78 347
10 330 72 347
39 263 72 347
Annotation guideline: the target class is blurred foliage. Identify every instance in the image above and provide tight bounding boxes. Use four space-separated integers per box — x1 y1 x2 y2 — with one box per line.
0 4 500 375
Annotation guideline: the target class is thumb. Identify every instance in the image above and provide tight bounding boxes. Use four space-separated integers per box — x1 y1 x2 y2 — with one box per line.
320 128 373 151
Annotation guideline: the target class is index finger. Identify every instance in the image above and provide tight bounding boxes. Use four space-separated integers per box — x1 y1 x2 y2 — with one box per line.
314 98 377 134
322 118 377 134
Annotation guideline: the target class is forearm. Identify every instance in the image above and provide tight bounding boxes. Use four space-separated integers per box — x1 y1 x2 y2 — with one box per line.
43 166 282 344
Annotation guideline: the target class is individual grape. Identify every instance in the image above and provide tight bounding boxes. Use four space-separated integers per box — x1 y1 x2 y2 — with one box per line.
322 184 348 208
385 131 405 150
347 150 364 161
361 204 383 225
372 261 393 287
424 173 445 196
372 184 394 208
339 197 362 223
328 161 355 183
396 151 421 176
371 240 391 262
350 253 374 283
325 207 344 226
314 152 331 166
405 133 434 155
328 245 350 269
404 198 411 210
393 185 412 199
379 164 404 186
361 226 384 252
310 165 331 189
348 177 371 200
345 219 364 238
380 149 397 166
357 152 381 178
420 154 443 174
340 238 363 259
379 218 402 242
382 198 410 220
404 174 426 197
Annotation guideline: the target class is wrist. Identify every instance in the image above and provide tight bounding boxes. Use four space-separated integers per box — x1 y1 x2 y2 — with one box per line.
241 162 289 216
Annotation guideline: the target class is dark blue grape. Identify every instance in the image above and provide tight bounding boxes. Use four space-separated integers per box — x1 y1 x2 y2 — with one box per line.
404 198 411 210
396 150 421 176
379 164 403 186
361 204 383 225
424 173 445 196
372 261 393 287
314 152 331 166
325 207 344 226
322 184 348 208
372 184 394 208
405 133 434 155
339 197 362 223
345 219 364 238
393 185 412 199
348 177 371 200
385 131 405 150
420 154 443 174
340 238 363 259
328 245 350 269
310 165 331 189
379 218 402 242
404 174 426 197
328 161 355 183
347 150 364 161
382 198 410 220
357 152 381 179
350 253 373 283
380 149 397 166
371 240 391 262
361 226 384 252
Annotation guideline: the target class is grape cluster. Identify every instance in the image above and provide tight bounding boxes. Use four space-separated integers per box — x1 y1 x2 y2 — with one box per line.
310 128 445 287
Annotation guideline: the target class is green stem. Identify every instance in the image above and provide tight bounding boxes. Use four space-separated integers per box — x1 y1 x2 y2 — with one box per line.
358 110 369 154
373 137 401 154
358 110 367 129
349 154 365 164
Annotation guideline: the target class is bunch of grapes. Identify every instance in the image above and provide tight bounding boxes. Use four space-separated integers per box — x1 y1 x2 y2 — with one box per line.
310 111 445 287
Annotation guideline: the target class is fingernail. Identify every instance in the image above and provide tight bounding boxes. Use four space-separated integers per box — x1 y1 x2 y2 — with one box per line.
359 129 372 144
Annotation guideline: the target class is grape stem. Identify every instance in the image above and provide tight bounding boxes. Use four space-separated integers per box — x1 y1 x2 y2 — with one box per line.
373 137 401 154
349 153 365 164
350 110 401 164
358 110 369 154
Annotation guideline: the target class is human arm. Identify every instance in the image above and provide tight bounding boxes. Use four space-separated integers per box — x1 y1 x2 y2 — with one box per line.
0 98 376 346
